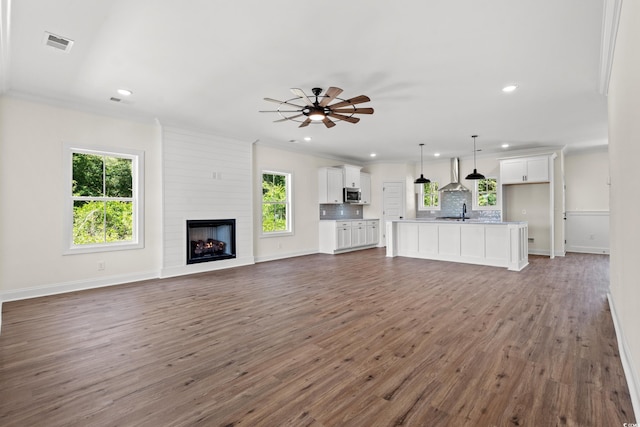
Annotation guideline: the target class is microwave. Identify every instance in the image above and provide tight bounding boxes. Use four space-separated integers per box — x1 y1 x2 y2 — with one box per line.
343 187 361 203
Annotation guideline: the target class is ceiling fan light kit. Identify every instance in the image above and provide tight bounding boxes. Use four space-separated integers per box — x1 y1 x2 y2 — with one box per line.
465 135 486 180
261 87 374 128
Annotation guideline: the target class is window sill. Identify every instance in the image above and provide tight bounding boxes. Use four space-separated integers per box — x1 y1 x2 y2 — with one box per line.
260 231 294 238
63 241 144 255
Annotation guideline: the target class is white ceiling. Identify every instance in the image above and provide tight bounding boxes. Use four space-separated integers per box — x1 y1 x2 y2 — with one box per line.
1 0 608 163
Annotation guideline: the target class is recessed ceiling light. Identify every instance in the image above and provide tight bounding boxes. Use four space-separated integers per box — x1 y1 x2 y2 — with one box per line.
434 153 441 157
501 143 510 148
117 89 133 96
303 136 312 142
370 153 377 157
502 84 518 93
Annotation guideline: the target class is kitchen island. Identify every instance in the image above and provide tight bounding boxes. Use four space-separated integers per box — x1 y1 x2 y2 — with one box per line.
386 219 528 271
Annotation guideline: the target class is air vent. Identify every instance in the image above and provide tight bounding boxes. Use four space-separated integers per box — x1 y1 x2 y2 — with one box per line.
43 32 74 52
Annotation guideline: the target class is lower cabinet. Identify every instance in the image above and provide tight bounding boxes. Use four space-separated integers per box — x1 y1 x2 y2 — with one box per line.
319 219 380 254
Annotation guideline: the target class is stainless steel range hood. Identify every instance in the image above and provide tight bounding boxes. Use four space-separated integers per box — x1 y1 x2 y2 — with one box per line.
439 158 470 192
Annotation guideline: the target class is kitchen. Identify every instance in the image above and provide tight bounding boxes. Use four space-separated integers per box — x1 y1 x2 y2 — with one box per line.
314 147 580 272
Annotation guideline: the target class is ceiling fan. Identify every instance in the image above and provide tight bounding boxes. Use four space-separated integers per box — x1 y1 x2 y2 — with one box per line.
260 87 374 128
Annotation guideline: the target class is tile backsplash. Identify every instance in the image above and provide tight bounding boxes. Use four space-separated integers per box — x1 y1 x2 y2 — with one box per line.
416 191 502 221
319 204 364 220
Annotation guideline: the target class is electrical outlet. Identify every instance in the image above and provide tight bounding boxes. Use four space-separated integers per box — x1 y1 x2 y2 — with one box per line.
322 210 326 216
97 261 105 271
356 209 360 215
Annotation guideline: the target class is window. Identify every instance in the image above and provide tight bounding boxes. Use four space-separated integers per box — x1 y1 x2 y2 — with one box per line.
261 171 292 234
418 181 440 210
64 145 144 254
475 177 498 209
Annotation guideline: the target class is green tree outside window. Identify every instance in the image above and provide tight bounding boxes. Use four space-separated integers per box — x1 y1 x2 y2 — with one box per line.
477 178 498 207
72 153 134 245
422 182 439 208
262 172 290 233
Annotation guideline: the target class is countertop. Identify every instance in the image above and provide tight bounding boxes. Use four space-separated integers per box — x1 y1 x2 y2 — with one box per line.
390 218 527 225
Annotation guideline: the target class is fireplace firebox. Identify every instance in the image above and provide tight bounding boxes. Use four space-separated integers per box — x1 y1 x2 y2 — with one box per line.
186 219 236 264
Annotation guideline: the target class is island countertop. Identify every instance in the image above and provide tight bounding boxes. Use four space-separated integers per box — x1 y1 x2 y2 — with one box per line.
386 219 528 271
390 218 527 225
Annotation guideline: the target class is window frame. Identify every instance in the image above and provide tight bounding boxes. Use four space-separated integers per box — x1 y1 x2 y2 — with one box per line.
63 143 145 254
473 176 500 210
260 169 293 237
417 181 440 211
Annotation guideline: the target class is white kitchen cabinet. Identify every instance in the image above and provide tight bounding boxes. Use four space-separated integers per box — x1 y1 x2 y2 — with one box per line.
360 172 371 204
366 220 379 245
351 221 367 247
318 167 344 204
318 219 380 254
336 222 352 249
500 155 550 184
342 165 361 188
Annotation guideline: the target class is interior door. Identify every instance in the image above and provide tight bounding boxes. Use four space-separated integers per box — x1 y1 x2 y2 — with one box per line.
382 181 405 246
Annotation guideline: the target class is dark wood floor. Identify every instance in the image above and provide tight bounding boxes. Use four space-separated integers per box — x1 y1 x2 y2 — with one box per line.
0 250 634 426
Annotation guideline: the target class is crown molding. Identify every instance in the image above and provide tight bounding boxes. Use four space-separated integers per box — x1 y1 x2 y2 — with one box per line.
599 0 624 95
0 0 11 94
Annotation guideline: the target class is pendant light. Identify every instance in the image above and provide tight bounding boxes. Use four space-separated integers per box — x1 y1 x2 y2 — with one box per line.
465 135 485 180
414 143 430 184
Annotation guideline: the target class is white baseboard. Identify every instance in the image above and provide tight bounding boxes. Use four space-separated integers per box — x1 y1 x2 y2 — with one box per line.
566 246 610 254
160 256 255 278
608 293 640 422
254 249 318 263
0 271 159 303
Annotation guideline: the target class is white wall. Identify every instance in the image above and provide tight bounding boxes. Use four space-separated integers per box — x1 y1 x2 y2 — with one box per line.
564 148 610 253
0 96 162 300
565 148 609 211
253 144 341 261
161 127 254 277
608 0 640 418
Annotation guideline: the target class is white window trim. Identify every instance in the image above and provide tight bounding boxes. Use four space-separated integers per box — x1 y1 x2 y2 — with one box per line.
63 143 145 254
260 169 294 237
417 181 441 211
473 176 500 210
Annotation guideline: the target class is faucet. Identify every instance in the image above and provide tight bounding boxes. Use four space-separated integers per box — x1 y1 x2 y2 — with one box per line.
462 203 467 221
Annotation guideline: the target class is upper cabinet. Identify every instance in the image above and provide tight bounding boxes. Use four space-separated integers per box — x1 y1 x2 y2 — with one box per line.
318 167 344 204
500 155 550 184
342 165 362 188
360 172 371 205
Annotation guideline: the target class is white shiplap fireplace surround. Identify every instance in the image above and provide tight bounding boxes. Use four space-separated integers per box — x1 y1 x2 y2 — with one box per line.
161 127 255 278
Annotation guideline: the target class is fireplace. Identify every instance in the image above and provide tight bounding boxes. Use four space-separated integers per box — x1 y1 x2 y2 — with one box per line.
186 219 236 264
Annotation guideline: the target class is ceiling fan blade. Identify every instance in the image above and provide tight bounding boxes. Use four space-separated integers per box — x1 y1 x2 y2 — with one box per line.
322 117 336 128
260 110 303 113
332 107 374 114
319 87 343 107
328 112 360 124
290 88 314 106
274 114 304 122
264 97 305 109
328 95 371 109
299 118 312 128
